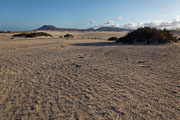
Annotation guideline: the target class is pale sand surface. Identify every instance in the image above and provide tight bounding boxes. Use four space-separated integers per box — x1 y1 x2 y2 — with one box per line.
0 31 180 120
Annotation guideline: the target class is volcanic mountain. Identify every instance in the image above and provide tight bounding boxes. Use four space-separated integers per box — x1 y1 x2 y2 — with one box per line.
36 25 131 32
36 25 60 31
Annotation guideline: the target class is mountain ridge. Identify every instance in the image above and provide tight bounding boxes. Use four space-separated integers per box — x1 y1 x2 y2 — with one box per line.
36 25 132 32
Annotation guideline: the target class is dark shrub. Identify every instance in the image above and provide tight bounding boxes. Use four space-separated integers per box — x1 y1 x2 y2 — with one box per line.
64 34 74 38
108 37 119 41
0 31 12 33
13 32 53 38
0 31 6 33
116 27 178 44
25 32 53 37
6 31 11 33
13 32 27 37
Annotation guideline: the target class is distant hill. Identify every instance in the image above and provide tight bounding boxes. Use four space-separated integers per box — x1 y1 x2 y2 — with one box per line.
36 25 131 32
36 25 84 31
86 28 96 31
96 27 131 31
36 25 59 31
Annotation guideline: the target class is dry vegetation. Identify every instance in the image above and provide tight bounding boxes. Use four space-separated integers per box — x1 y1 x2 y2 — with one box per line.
64 33 74 38
108 37 119 41
115 27 179 44
13 32 53 38
0 31 13 33
0 31 180 120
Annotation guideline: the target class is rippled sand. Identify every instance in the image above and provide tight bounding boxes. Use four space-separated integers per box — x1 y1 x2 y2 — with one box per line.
0 31 179 120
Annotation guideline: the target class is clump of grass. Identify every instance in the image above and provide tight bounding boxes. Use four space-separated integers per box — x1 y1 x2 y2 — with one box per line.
64 34 74 38
0 31 12 33
107 37 119 41
116 27 178 44
13 32 53 38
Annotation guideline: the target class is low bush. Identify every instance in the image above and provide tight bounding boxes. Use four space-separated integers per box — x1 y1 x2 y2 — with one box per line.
116 27 178 44
0 31 6 33
108 37 119 41
64 34 74 38
13 32 53 38
0 31 12 33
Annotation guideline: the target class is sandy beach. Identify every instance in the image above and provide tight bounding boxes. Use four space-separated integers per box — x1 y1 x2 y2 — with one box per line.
0 31 180 120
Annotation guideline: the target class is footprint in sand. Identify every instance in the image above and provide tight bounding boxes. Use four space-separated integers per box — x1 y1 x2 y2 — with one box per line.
136 60 151 68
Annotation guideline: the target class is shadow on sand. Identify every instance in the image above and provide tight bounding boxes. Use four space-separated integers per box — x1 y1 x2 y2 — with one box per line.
72 42 166 47
72 42 119 47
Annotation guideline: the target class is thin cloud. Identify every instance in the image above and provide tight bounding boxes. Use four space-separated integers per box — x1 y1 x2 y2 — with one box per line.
105 20 115 25
82 22 87 25
118 16 123 20
90 20 96 24
94 20 120 28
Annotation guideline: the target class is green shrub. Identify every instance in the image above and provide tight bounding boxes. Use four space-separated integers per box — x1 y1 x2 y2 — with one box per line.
13 32 53 38
116 27 178 44
108 37 119 41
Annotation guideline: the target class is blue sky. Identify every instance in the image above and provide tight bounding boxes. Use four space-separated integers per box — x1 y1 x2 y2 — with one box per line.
0 0 180 31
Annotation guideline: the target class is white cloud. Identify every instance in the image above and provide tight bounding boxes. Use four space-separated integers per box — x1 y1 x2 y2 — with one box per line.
90 20 96 24
123 23 137 29
118 16 123 20
105 20 115 25
175 15 180 21
93 15 180 29
122 15 180 29
94 20 120 28
103 20 120 27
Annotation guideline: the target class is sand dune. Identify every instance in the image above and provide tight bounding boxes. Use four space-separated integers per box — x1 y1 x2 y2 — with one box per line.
0 31 180 120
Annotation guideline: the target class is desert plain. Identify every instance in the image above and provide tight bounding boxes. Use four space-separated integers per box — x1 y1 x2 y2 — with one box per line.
0 31 180 120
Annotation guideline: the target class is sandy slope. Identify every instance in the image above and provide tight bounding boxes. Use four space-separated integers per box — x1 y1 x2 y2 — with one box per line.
0 32 180 120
